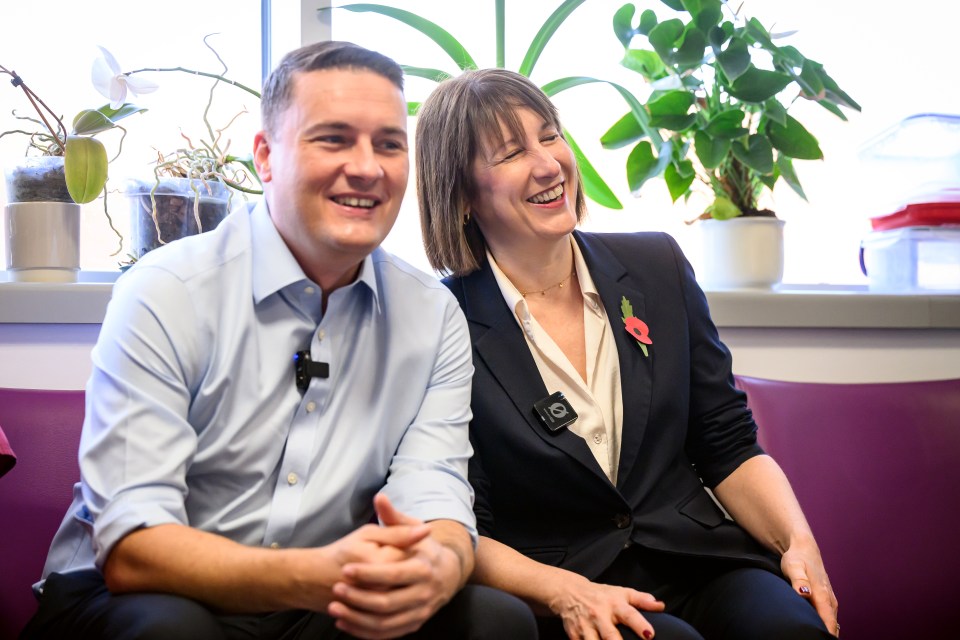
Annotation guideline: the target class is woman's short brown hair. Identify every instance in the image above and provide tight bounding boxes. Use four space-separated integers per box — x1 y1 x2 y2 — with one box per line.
415 69 586 276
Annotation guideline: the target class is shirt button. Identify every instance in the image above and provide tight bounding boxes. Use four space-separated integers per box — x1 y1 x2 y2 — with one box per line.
287 472 299 485
317 330 326 341
270 542 280 549
613 513 631 529
304 286 315 295
593 434 603 444
305 401 316 413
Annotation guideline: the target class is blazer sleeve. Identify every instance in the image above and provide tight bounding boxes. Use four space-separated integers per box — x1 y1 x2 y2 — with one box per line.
663 235 765 487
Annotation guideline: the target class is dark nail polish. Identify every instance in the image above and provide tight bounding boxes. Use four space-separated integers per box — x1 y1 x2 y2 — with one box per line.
799 585 811 595
643 631 653 640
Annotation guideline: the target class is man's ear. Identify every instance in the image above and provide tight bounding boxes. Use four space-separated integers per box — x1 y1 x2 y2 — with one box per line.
253 131 272 183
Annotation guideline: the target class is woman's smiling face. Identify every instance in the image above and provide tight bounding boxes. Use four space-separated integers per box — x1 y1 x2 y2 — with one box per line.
468 107 579 256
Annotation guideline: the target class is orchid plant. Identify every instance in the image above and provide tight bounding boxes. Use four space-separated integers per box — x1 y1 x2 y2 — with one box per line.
1 58 150 253
605 0 860 221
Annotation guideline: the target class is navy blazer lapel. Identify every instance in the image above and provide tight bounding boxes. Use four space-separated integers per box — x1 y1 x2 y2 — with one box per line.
460 258 609 481
574 232 653 490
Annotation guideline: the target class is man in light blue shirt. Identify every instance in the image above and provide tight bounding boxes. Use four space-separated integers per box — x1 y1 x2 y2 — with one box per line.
22 42 535 640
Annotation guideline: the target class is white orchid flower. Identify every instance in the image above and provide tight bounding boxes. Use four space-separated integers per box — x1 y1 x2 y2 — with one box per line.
92 46 158 109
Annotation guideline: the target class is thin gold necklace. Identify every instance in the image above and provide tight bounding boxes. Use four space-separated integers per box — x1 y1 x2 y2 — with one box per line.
519 268 576 297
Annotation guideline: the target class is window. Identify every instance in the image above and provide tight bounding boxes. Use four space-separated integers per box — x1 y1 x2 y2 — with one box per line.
322 0 960 285
1 0 263 270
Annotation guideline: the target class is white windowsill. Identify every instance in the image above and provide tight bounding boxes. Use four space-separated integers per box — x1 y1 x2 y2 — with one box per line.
1 270 959 328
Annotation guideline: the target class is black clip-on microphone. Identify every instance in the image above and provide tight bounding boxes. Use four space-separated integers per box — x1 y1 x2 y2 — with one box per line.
294 351 329 391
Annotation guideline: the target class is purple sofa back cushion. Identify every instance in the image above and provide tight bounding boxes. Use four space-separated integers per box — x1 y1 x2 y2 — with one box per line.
0 388 85 640
735 376 960 640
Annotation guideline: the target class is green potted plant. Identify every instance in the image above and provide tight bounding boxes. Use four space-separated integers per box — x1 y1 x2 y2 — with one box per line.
604 0 859 288
1 62 146 280
104 37 262 261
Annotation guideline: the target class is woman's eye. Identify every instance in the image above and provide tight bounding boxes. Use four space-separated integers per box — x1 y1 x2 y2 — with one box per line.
502 148 523 161
542 134 560 143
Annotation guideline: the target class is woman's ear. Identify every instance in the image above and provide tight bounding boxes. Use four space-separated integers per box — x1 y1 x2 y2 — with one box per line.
253 131 272 183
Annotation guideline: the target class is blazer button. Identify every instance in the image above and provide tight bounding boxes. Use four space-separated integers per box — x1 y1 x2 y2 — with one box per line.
613 513 631 529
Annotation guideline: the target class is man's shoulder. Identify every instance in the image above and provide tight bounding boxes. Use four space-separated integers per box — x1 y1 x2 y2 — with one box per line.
371 248 448 294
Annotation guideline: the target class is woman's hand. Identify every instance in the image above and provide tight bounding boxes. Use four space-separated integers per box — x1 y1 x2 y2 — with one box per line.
548 573 664 640
781 539 839 636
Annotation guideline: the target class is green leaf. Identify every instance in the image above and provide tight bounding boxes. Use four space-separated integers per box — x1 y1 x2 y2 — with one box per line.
335 3 477 70
626 140 659 194
766 114 823 160
761 99 787 127
674 24 708 68
690 1 723 33
715 37 750 83
621 49 666 79
796 59 825 98
647 90 696 130
731 134 774 174
64 135 108 204
518 0 587 76
565 128 622 209
758 166 779 190
807 61 861 111
727 68 793 103
706 195 742 220
660 0 685 10
72 103 147 135
665 159 695 201
613 4 638 47
620 295 634 319
400 65 453 83
704 109 747 139
744 17 776 50
639 9 658 36
694 130 730 168
541 76 664 148
407 101 422 116
777 154 807 200
601 111 646 149
648 19 684 62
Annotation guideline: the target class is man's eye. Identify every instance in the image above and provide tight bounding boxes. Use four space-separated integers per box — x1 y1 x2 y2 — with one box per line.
314 135 346 145
379 140 407 152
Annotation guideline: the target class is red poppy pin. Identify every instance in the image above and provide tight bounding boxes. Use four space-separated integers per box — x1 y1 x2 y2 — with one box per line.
620 296 652 357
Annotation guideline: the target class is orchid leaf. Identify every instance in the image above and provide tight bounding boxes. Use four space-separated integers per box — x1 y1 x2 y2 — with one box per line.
64 135 108 204
565 129 622 209
72 103 146 135
767 114 823 160
518 0 587 76
332 3 477 70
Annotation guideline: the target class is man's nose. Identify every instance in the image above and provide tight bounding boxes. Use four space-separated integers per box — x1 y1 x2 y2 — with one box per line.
345 140 384 181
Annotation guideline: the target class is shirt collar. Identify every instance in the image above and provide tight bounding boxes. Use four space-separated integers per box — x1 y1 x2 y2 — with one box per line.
487 236 603 328
250 199 379 312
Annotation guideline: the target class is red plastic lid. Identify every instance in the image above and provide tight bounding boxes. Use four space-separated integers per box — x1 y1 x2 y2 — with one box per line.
871 201 960 231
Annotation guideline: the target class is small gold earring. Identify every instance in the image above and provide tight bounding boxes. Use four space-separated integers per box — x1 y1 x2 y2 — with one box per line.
463 211 471 226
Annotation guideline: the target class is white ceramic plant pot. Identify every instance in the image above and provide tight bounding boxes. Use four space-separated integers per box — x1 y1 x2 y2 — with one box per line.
699 217 786 290
4 201 81 283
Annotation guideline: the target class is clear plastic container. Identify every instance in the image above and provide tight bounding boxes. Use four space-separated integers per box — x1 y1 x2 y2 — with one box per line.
858 114 960 219
860 225 960 292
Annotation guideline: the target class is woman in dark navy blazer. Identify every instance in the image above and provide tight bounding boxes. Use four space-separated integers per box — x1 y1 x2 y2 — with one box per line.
415 69 838 640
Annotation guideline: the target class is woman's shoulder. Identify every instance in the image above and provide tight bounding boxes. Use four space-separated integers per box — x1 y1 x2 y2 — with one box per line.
576 230 683 266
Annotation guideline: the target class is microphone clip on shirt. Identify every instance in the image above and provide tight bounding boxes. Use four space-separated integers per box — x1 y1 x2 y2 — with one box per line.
294 351 329 391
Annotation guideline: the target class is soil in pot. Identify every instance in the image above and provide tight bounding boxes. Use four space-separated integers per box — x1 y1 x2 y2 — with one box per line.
4 156 72 203
126 179 230 259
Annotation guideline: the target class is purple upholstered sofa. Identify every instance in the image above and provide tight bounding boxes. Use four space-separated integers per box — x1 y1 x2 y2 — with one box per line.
1 380 958 639
736 376 960 639
0 388 84 640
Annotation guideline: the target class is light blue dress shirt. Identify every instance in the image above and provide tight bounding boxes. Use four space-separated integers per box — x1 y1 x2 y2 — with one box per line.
41 200 476 580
